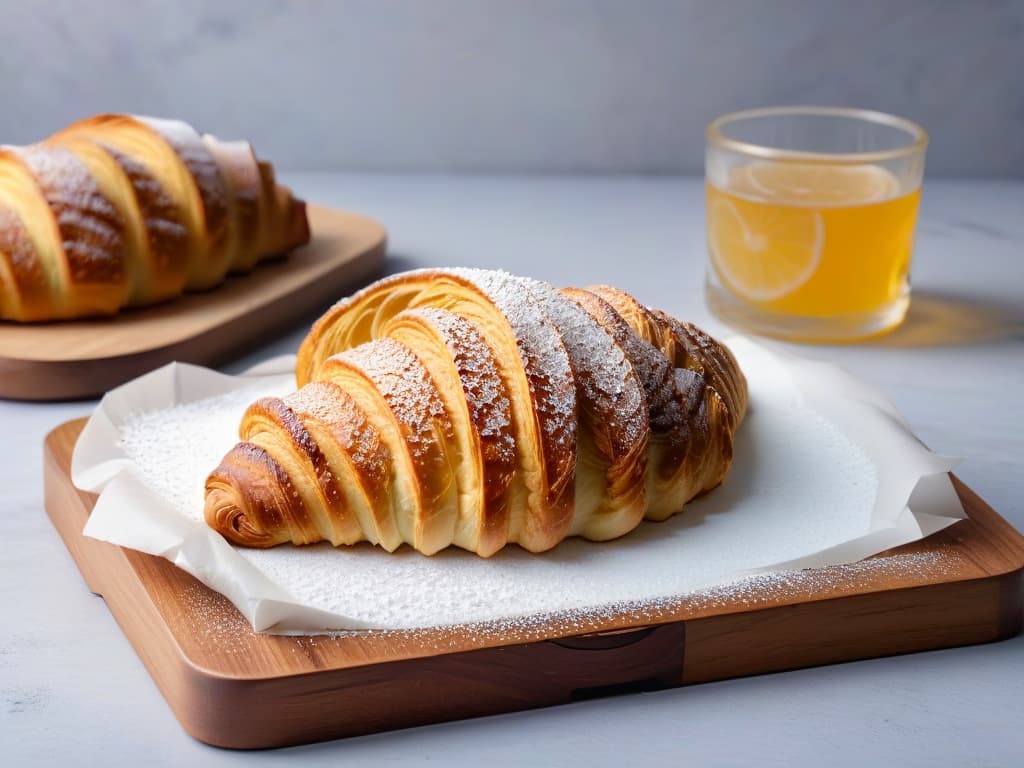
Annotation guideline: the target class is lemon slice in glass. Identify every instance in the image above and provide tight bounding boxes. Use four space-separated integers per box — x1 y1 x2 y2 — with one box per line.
708 198 824 302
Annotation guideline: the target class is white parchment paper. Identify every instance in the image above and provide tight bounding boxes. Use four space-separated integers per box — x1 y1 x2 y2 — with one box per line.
73 338 963 633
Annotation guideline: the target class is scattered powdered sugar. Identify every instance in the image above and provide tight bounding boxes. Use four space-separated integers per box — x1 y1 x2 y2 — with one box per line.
522 277 646 458
451 267 578 461
178 581 254 653
561 287 679 436
137 115 228 218
302 548 963 644
398 307 515 456
17 144 126 282
338 338 450 444
117 381 295 522
681 548 964 613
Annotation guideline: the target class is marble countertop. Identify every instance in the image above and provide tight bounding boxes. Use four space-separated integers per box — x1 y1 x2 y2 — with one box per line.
3 174 1022 766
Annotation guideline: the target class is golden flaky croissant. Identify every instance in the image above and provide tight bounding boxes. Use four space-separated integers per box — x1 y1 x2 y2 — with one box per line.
205 269 748 556
0 114 309 321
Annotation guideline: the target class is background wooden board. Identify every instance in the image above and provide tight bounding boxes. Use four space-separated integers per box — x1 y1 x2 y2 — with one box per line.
44 418 1024 749
0 205 385 401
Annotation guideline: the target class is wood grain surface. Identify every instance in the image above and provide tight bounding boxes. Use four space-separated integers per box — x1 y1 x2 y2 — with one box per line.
0 205 385 401
43 419 1024 749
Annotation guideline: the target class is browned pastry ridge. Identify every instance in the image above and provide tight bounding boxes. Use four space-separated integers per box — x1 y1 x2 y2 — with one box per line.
0 114 309 321
205 269 748 556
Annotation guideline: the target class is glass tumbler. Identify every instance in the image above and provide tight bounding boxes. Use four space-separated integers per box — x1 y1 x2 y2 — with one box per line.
705 106 927 341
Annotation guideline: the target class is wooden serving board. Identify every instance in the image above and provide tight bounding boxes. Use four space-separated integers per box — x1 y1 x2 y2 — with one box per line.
44 419 1024 749
0 205 385 401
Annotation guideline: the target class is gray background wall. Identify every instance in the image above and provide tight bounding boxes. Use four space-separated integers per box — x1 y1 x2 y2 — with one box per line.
1 0 1021 176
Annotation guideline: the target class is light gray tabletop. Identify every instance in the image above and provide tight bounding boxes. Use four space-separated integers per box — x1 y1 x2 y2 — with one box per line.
2 174 1022 766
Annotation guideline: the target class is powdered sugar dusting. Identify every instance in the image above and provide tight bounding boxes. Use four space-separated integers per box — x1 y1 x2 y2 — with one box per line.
17 144 126 284
451 268 577 475
337 338 452 453
681 548 964 613
398 307 515 461
303 548 964 643
523 277 646 458
655 310 745 426
284 381 390 498
118 381 294 522
179 581 254 653
103 145 189 279
563 287 681 437
138 116 226 209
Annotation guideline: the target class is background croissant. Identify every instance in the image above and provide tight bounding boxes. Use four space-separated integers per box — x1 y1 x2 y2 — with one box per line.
0 114 309 321
206 269 748 557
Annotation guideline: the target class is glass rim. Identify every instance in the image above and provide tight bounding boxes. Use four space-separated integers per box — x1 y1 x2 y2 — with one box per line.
706 106 928 164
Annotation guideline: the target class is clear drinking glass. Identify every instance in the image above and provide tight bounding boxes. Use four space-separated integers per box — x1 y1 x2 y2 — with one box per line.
705 106 928 341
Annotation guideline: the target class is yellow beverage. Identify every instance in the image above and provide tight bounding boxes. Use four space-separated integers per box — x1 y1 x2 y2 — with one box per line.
706 162 920 317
